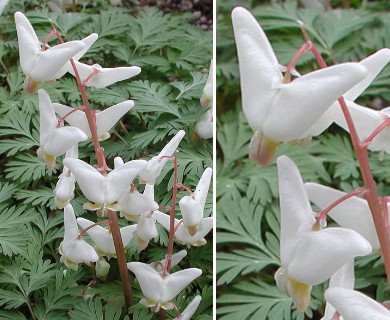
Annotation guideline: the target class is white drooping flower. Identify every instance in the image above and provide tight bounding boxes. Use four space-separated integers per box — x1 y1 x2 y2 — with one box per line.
133 211 158 252
195 60 213 139
95 257 110 281
54 145 78 208
127 261 202 312
173 296 202 320
275 156 372 311
305 182 390 249
119 183 159 221
68 61 141 88
37 89 87 171
179 167 212 236
325 288 390 320
139 130 186 184
77 217 136 258
63 158 147 213
231 7 368 165
154 211 213 248
14 11 86 93
150 250 187 274
59 204 99 270
53 100 134 141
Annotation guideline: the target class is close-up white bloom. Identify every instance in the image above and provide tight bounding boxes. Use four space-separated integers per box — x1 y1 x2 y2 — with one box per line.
63 158 147 212
133 211 158 252
150 250 187 274
154 210 213 247
37 89 87 171
231 7 368 166
305 182 390 249
325 287 390 320
14 11 86 93
127 261 202 312
59 204 99 270
196 60 213 139
275 156 372 311
173 295 202 320
53 100 134 141
119 183 159 221
68 61 141 88
139 130 186 184
53 145 78 208
180 167 212 235
77 217 136 258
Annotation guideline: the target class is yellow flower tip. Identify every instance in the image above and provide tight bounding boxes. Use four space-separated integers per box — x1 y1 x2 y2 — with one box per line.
137 237 149 252
200 95 211 108
23 76 39 94
249 131 279 166
287 278 312 312
193 238 207 247
55 196 70 209
122 212 140 221
98 132 110 141
64 257 79 271
107 203 121 211
39 150 56 172
187 225 198 236
83 202 103 211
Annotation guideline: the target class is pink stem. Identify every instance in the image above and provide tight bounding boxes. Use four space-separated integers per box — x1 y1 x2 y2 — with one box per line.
282 42 312 83
58 105 85 125
177 183 194 197
362 118 390 148
78 219 109 239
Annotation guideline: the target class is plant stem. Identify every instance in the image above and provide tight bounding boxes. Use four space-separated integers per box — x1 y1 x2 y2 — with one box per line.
303 31 390 286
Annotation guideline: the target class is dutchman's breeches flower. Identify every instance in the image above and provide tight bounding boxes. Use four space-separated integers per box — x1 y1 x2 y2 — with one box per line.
276 156 372 311
231 7 368 166
173 295 202 320
150 250 187 275
14 12 86 93
139 130 186 184
127 262 202 312
60 204 99 270
37 89 88 171
63 158 147 214
180 167 212 236
134 211 158 252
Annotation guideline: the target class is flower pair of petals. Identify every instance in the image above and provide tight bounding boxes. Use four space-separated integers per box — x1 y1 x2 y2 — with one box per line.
63 158 147 209
54 100 135 141
276 156 372 311
179 167 212 236
232 7 372 166
127 262 202 313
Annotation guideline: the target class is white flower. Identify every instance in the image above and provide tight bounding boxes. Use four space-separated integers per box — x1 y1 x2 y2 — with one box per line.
150 250 187 274
77 217 136 258
37 89 87 171
305 182 390 249
173 296 202 320
231 7 368 165
322 260 355 320
127 261 202 312
133 211 158 252
200 60 213 108
195 109 213 140
275 156 371 311
54 145 78 208
154 211 213 248
59 204 99 270
63 158 147 213
53 100 134 141
139 130 186 184
179 167 212 236
14 11 85 93
119 183 159 221
68 61 141 88
325 288 390 320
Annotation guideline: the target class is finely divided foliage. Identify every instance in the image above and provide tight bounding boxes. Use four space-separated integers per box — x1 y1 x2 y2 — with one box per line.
0 0 212 319
217 1 390 319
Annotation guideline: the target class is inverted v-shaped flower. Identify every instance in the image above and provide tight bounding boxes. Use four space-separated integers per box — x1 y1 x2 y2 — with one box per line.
325 288 390 320
77 217 136 258
305 182 390 249
68 61 141 88
37 89 87 171
63 158 147 211
275 156 371 311
134 211 158 252
53 100 134 141
154 210 213 248
127 261 202 312
231 7 368 166
14 12 85 93
139 130 186 184
60 204 99 270
180 167 212 236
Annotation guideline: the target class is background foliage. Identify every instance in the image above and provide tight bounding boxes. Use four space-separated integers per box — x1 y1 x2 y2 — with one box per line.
216 0 390 319
0 0 212 318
